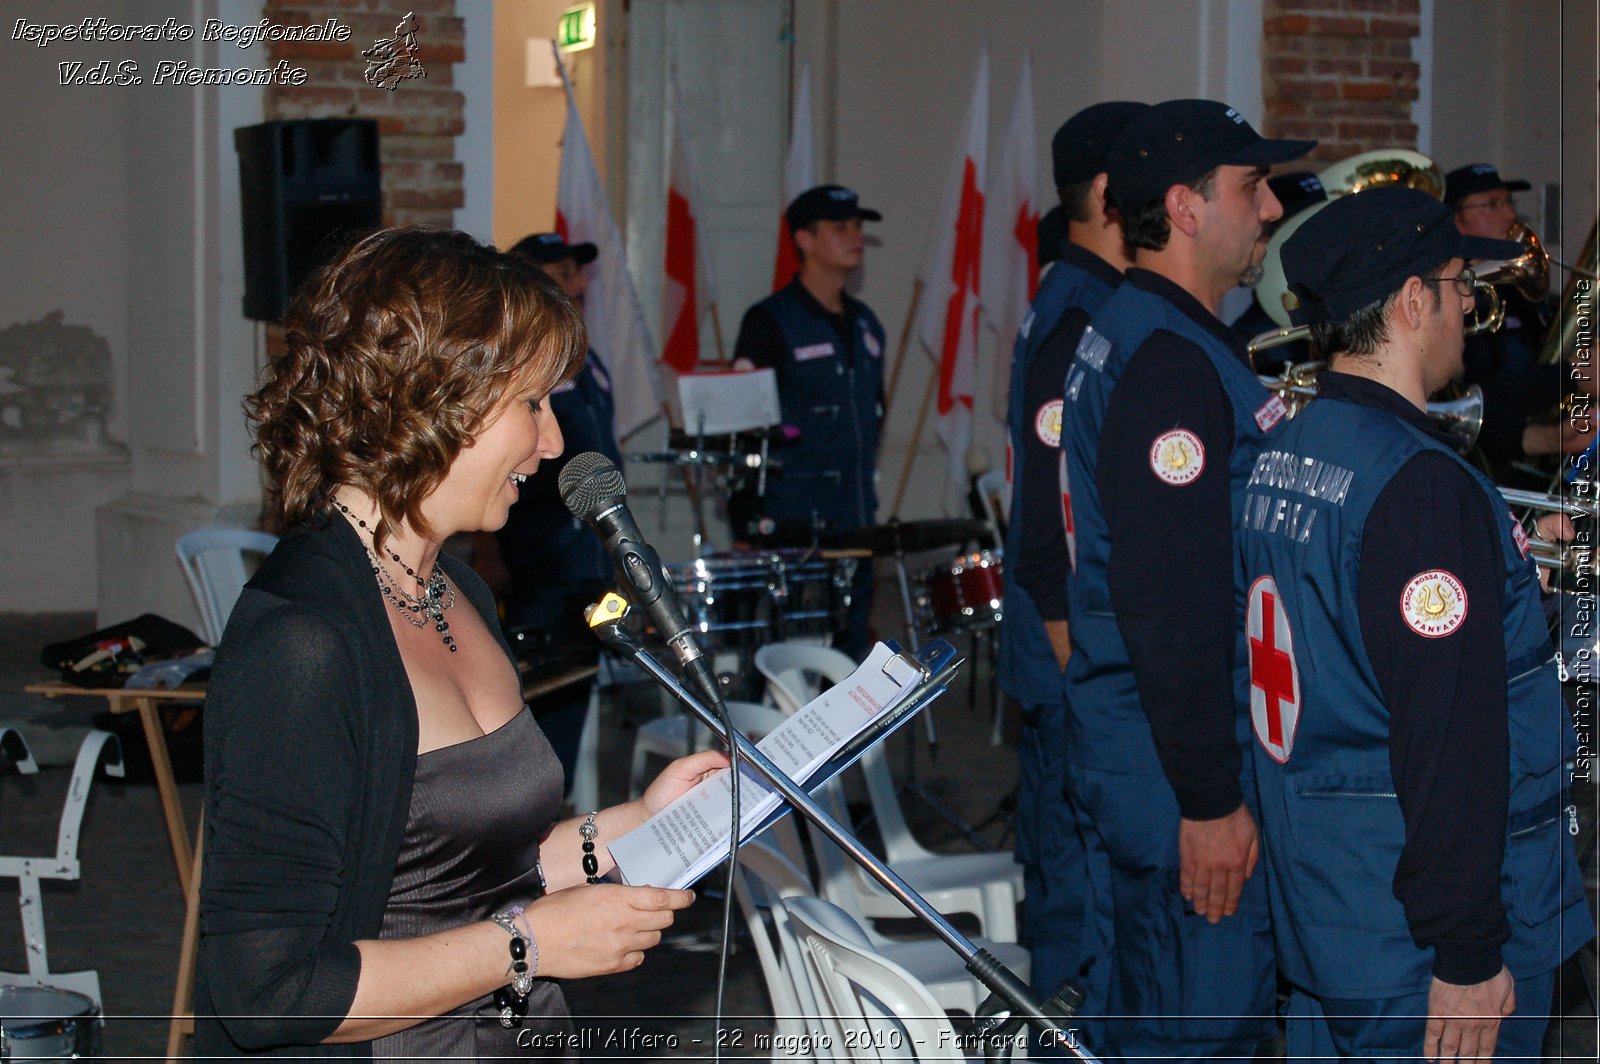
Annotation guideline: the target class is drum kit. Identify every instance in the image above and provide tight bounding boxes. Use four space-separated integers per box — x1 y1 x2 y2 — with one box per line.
629 422 1009 680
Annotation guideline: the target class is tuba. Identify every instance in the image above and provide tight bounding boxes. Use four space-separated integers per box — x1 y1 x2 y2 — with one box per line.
1255 150 1447 331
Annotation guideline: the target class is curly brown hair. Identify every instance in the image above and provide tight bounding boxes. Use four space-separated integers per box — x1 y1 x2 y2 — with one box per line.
248 226 587 547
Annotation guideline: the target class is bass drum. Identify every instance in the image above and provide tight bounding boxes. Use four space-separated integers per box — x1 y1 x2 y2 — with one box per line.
914 550 1004 635
0 984 102 1061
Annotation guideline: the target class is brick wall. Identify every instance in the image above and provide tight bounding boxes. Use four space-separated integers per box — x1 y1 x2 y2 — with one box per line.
1262 0 1422 164
265 0 465 227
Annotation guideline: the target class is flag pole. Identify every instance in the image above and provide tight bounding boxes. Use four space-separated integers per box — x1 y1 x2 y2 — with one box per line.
882 277 924 424
889 364 939 519
706 302 728 366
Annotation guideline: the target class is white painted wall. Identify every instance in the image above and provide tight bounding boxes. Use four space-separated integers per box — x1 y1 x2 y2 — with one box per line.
1431 0 1597 259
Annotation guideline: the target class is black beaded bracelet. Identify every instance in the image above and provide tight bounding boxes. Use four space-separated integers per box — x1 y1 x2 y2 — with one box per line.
579 811 601 884
491 906 536 1028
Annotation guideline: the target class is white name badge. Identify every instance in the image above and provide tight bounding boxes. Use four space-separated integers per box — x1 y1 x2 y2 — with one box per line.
794 342 836 362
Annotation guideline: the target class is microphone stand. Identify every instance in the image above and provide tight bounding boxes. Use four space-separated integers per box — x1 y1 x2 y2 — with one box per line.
589 616 1097 1062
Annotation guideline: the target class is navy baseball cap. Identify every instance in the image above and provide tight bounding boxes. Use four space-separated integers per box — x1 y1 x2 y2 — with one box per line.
1107 99 1316 212
507 232 598 265
1281 186 1522 324
1266 171 1328 225
786 185 882 233
1444 163 1531 207
1052 101 1150 188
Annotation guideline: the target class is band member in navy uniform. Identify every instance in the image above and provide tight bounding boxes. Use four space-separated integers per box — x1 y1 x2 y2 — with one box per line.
999 101 1146 1025
1446 162 1594 462
473 232 621 790
731 185 886 657
1060 99 1312 1059
1244 186 1592 1061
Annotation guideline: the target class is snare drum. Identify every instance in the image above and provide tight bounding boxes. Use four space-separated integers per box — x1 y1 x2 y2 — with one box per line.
914 550 1004 634
667 552 782 650
769 550 857 642
0 985 102 1060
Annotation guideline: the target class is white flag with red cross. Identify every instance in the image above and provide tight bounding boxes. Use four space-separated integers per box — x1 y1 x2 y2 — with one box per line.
771 60 815 292
661 72 721 374
555 51 664 440
913 47 989 496
984 53 1040 425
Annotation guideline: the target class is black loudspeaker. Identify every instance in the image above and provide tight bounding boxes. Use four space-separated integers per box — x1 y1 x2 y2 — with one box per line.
235 119 382 321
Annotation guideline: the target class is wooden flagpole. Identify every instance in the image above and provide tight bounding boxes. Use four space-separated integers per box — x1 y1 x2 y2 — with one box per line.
881 278 924 424
889 365 940 519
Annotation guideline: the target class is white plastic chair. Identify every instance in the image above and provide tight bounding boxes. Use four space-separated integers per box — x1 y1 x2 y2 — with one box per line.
784 895 970 1063
738 832 1027 1019
175 528 280 646
731 833 827 1064
753 643 1025 942
628 699 789 799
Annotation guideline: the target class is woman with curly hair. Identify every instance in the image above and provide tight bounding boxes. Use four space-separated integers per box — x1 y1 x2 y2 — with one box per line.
195 227 724 1059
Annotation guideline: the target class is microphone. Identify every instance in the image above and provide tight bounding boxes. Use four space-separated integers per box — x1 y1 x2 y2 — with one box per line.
559 452 715 686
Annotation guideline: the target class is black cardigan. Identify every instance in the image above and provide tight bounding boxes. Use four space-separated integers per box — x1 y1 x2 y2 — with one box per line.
194 515 508 1057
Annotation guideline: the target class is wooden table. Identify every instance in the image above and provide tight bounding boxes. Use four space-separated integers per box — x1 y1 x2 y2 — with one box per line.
24 680 204 899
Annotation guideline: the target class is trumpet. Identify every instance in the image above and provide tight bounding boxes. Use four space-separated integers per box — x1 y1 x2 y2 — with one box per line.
1500 483 1597 586
1256 361 1485 452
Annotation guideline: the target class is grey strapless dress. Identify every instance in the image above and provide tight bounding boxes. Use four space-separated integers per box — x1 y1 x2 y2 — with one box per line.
371 709 575 1061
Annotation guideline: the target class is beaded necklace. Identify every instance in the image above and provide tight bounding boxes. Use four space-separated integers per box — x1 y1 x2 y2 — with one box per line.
333 498 458 652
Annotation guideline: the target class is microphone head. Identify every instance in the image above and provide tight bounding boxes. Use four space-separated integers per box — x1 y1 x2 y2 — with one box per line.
559 451 628 519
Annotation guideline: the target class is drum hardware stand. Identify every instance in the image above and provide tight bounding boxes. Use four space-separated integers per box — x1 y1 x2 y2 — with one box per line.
588 615 1098 1063
0 729 124 1015
881 529 1001 852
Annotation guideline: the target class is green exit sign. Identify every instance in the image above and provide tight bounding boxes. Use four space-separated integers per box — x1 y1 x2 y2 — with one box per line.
558 4 596 52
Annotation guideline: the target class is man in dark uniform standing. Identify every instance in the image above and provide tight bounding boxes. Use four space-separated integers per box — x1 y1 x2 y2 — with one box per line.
999 100 1146 1027
731 185 887 658
1244 186 1592 1061
1060 99 1312 1059
473 232 621 790
1446 162 1594 462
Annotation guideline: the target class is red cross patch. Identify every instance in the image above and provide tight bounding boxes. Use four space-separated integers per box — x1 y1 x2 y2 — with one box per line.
1059 450 1076 570
1254 394 1288 432
1247 576 1301 763
1508 511 1530 558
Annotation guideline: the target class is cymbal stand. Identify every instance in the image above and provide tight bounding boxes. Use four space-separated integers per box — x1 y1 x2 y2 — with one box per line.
591 618 1096 1063
883 528 995 851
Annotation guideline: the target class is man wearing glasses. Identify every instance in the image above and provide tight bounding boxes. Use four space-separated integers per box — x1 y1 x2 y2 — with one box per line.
1242 186 1592 1061
1445 163 1591 461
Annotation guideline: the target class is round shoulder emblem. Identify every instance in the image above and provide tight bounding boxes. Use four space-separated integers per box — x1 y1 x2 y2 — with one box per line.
1149 429 1204 486
1034 399 1064 448
1400 569 1468 638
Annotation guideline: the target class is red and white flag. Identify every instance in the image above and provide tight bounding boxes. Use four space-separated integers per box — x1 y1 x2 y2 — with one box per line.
662 74 721 374
985 53 1040 423
913 47 989 496
555 52 664 440
771 60 816 292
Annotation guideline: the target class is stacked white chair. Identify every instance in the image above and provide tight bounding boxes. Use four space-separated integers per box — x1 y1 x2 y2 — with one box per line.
752 643 1024 941
734 833 1028 1021
784 894 971 1063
